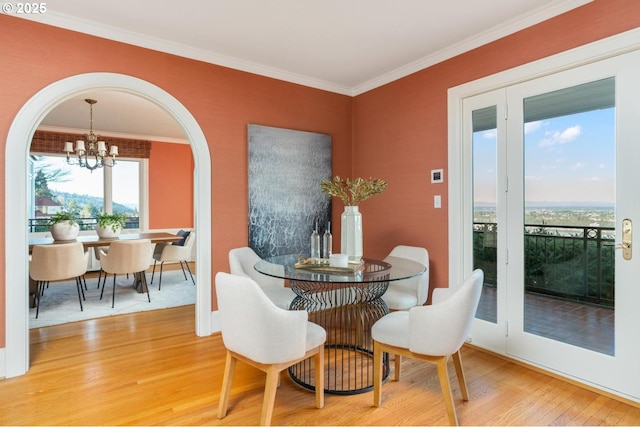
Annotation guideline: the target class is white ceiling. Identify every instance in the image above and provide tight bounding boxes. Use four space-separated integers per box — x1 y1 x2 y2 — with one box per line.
27 0 590 141
39 91 187 142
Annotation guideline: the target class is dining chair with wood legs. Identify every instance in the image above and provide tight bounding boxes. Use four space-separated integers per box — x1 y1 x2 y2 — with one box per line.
215 272 326 426
228 246 295 309
372 269 484 426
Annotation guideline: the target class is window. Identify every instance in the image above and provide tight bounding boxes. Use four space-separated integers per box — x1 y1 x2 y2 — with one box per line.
29 154 142 232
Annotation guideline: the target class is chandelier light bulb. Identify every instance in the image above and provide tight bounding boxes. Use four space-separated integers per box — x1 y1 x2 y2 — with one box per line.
63 98 118 171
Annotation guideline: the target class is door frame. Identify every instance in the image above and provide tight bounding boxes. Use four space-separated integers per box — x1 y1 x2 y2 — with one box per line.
447 28 640 395
4 72 213 378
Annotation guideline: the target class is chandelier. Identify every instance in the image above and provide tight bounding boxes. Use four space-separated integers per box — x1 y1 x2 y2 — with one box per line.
63 98 118 171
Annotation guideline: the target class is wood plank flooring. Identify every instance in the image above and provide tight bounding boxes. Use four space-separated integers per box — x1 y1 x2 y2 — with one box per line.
1 305 639 425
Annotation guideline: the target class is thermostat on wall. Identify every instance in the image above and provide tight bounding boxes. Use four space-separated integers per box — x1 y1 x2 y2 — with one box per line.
431 169 444 183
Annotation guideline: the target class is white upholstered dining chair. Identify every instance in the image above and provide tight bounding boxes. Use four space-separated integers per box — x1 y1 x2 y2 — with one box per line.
228 246 296 309
372 269 484 426
215 272 326 426
151 230 195 289
382 245 429 310
29 242 89 318
99 239 153 308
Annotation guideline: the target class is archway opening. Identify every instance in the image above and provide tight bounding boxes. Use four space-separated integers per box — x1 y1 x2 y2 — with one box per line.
5 73 213 378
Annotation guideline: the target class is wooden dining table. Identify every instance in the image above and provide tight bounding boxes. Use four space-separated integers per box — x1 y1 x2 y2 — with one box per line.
28 232 183 293
28 231 183 251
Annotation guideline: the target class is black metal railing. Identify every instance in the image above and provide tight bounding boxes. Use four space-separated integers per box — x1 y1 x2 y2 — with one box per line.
474 222 615 308
28 216 140 233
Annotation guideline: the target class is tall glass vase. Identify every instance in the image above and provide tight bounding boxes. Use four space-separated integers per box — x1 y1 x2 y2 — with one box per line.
341 206 362 262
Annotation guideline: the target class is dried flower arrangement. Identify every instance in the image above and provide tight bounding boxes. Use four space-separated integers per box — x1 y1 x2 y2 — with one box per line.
320 176 388 206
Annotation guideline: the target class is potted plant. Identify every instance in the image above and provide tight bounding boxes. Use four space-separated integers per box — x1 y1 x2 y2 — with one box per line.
320 176 387 262
47 211 80 241
96 212 127 238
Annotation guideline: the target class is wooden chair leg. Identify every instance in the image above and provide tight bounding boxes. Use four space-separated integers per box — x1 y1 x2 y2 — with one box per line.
436 356 459 426
218 351 237 419
451 350 469 401
313 346 324 409
373 341 383 407
261 366 280 426
394 354 402 380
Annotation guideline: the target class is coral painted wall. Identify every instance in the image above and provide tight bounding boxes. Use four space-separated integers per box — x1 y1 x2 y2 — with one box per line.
0 15 352 348
0 0 638 350
149 142 194 229
353 0 640 290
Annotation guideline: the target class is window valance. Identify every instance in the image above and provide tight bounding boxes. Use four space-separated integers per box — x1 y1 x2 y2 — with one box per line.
30 130 151 158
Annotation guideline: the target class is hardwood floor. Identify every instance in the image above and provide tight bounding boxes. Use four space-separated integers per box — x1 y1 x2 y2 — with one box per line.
1 305 640 425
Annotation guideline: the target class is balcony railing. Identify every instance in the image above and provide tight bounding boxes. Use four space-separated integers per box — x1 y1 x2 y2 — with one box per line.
28 217 140 233
474 222 615 308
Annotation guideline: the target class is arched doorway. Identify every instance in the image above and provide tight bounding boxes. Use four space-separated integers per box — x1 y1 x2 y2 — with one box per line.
5 73 213 378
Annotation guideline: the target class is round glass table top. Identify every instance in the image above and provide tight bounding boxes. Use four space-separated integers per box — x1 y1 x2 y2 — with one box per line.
254 254 426 283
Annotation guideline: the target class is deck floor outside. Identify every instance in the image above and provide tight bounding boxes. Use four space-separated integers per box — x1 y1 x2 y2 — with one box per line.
476 285 614 355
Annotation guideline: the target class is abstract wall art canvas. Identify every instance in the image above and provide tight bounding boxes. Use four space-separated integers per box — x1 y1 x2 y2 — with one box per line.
248 124 332 259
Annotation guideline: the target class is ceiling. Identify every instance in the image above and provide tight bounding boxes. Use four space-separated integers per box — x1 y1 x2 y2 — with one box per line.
27 0 590 141
40 91 187 142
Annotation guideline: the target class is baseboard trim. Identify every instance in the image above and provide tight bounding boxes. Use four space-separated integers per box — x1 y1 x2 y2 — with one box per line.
465 343 640 409
0 347 5 380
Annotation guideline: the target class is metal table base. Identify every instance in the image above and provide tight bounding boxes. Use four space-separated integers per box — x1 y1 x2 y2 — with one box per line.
288 269 391 394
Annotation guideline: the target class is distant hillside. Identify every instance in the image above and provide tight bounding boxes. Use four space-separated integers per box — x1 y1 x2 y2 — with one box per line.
474 205 615 228
52 191 137 215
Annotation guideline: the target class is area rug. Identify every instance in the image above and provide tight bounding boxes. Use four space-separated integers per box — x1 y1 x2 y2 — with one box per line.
30 269 196 329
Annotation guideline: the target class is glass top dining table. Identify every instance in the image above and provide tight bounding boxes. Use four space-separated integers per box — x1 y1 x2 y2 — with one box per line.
255 254 426 395
254 254 426 284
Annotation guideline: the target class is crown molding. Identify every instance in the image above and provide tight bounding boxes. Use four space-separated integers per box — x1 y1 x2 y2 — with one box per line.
17 0 591 97
352 0 592 95
15 13 353 96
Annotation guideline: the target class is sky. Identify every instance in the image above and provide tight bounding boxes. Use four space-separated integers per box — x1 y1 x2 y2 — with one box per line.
37 156 140 207
473 107 615 207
